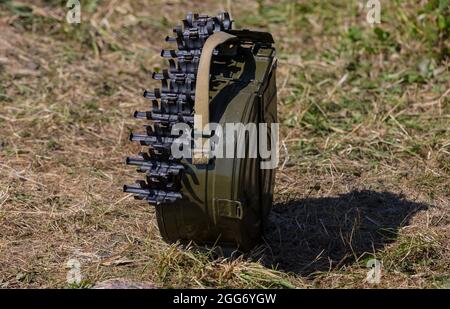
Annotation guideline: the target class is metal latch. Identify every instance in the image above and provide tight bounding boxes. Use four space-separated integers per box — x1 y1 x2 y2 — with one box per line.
214 199 243 220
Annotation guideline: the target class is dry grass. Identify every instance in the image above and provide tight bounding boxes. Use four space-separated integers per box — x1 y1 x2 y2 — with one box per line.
0 0 449 288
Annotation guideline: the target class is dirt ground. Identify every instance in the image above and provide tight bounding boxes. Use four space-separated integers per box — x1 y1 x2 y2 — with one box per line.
0 0 449 288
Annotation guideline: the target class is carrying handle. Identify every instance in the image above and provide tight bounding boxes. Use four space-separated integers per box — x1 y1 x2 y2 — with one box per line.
193 32 238 164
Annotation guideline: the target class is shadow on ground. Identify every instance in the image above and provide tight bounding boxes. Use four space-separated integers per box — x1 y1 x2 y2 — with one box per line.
260 190 429 275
